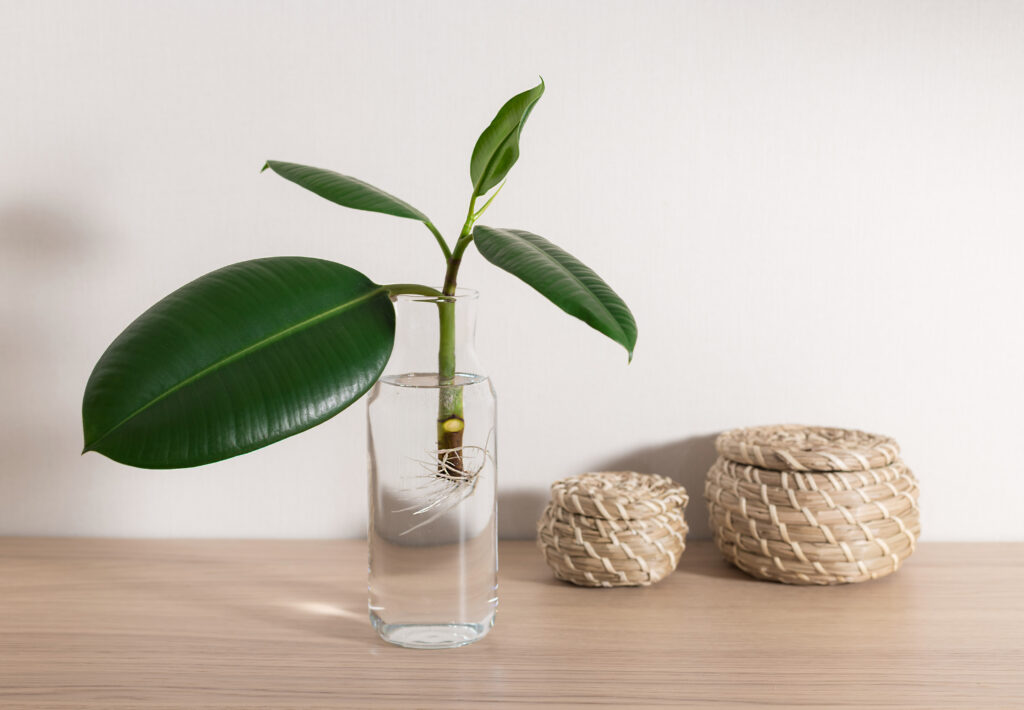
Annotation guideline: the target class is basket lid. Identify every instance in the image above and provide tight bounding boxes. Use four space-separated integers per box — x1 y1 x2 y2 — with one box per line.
550 471 688 521
715 424 900 472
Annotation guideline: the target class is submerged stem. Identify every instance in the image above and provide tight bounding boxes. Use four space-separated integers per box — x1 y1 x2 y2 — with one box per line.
436 298 464 474
434 195 480 476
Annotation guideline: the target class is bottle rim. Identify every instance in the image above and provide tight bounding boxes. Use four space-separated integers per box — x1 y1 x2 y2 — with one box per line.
393 287 479 303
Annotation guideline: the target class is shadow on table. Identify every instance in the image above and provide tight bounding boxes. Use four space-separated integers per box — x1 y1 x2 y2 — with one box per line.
65 547 377 644
211 567 377 643
676 553 756 582
198 577 374 643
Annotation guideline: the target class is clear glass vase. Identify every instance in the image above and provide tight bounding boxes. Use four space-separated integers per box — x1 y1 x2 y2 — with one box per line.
366 288 498 649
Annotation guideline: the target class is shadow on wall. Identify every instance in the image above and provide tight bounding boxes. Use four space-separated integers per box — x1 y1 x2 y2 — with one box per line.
497 434 720 541
585 434 720 540
497 489 551 541
0 201 103 530
0 203 92 260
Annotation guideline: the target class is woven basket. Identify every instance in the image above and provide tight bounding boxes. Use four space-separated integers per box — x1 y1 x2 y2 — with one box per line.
706 425 920 585
537 472 689 587
716 424 900 472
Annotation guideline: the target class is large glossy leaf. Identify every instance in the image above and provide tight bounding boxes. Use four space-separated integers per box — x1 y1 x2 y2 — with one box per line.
263 160 430 222
470 79 545 198
82 257 394 468
474 226 637 360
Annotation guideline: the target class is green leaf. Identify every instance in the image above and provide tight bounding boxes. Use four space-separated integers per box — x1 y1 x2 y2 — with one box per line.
473 226 637 359
82 257 394 468
263 160 430 222
470 79 545 198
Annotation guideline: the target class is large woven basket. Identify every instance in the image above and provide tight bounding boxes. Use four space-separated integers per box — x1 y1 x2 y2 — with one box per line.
537 472 689 587
706 425 920 585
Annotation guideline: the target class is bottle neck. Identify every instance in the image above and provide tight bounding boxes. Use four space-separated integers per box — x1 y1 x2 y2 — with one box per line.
384 289 483 379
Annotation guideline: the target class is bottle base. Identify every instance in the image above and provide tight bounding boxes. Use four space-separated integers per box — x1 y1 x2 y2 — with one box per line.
370 612 493 649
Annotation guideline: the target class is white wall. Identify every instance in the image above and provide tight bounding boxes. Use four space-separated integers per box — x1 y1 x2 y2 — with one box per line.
1 0 1021 540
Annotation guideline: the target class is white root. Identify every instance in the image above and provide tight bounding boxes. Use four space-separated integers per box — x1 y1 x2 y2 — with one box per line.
395 431 495 536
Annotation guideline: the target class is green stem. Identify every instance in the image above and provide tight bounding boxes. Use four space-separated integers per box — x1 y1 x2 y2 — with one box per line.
472 180 505 221
385 284 445 299
436 298 462 471
435 196 479 475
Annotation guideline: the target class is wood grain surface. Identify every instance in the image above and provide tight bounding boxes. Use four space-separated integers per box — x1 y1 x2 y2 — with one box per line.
1 539 1021 708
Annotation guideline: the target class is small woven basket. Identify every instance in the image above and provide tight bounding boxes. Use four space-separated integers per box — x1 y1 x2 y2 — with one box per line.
706 425 920 585
537 472 689 587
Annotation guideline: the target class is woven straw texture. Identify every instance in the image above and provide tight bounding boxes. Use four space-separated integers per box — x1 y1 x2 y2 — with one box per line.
706 425 920 585
716 424 900 472
538 472 689 587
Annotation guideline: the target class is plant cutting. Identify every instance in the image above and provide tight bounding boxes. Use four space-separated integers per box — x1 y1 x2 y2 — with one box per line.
82 79 637 648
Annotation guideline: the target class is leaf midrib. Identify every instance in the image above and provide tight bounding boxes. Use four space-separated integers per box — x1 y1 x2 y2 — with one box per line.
498 229 627 342
474 133 512 197
84 286 385 452
473 98 538 198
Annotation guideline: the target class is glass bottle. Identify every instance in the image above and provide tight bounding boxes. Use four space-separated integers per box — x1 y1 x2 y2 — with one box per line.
366 289 498 649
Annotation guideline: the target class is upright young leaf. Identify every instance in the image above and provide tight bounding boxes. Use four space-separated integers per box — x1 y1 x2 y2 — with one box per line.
473 226 637 359
263 160 430 222
82 257 395 468
470 80 545 198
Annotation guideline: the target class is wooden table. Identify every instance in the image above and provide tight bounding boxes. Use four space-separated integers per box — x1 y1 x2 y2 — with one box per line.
1 539 1021 708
